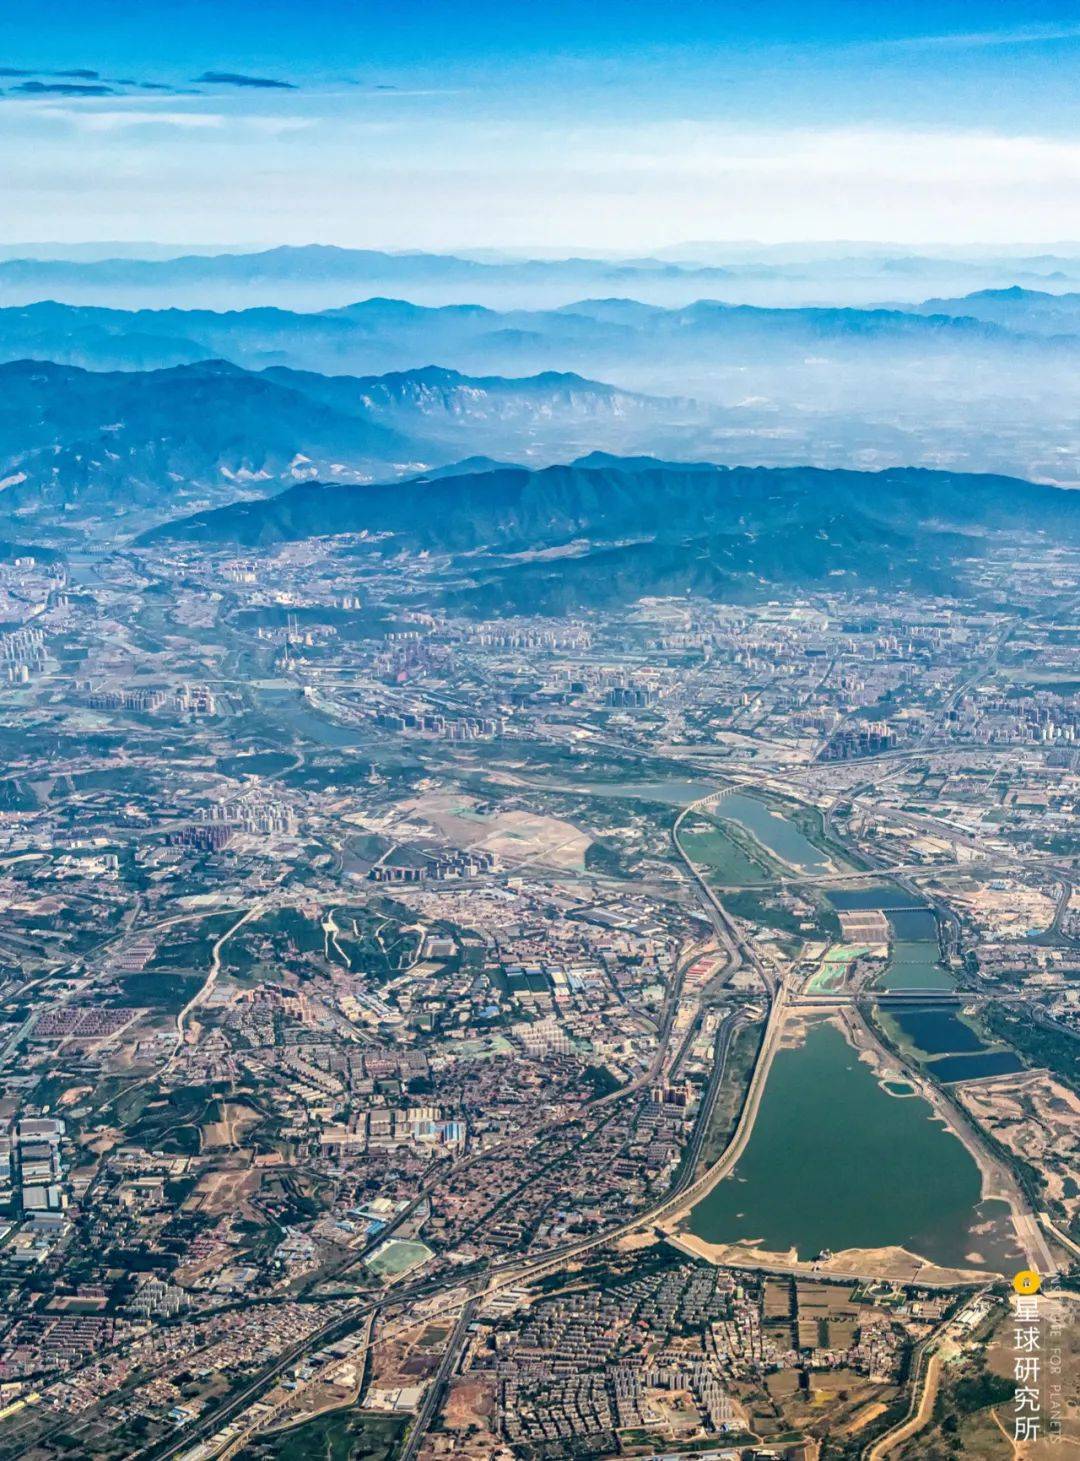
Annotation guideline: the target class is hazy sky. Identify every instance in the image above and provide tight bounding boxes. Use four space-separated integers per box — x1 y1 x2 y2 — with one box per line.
2 0 1080 249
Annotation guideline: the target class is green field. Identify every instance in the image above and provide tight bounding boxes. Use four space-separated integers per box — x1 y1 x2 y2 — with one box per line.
365 1239 434 1278
246 1409 407 1461
678 814 772 885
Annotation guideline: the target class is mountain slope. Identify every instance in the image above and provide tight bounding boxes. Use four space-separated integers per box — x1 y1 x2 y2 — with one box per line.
141 457 1080 610
262 364 690 441
3 301 1078 505
0 359 700 533
915 287 1080 336
0 296 1057 380
0 358 424 523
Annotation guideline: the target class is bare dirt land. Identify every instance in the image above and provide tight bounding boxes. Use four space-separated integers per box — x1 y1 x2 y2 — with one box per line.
734 1366 897 1448
200 1098 262 1151
395 792 590 871
895 1292 1080 1460
442 1376 497 1433
957 1070 1080 1227
668 1230 995 1286
184 1160 263 1218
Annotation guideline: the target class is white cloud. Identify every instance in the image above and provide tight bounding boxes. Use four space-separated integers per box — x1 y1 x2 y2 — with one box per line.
242 117 314 136
579 123 1080 190
880 24 1080 50
1 107 1078 249
13 103 227 132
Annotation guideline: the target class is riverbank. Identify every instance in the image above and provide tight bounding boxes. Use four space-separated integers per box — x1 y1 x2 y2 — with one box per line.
663 1230 994 1287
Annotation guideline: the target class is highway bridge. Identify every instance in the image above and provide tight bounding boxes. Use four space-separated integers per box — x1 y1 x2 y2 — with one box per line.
796 989 1000 1008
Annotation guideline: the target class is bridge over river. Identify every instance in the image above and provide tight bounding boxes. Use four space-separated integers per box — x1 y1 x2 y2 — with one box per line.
796 990 1001 1007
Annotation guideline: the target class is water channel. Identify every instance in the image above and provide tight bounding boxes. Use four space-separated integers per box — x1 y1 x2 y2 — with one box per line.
828 884 954 989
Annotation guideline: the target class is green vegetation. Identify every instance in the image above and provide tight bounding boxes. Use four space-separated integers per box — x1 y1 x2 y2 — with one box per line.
948 1368 1015 1414
325 905 425 980
582 1064 622 1099
115 971 201 1010
365 1239 434 1278
244 1409 407 1461
695 1020 764 1172
215 750 297 779
0 777 37 810
238 906 327 959
901 1351 1021 1461
584 838 630 877
678 813 772 885
141 913 238 984
724 887 840 940
118 1082 222 1152
982 1004 1078 1090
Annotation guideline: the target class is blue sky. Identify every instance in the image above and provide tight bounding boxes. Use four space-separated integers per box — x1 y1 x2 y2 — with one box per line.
1 1 1079 248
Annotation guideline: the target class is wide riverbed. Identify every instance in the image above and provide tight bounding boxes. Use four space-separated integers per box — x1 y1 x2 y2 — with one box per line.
688 1020 1019 1272
712 792 833 873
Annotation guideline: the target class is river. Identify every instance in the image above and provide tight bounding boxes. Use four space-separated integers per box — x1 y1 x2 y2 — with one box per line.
712 792 833 874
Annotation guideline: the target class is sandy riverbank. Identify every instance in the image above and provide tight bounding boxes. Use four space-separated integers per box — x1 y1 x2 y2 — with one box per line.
663 1228 995 1286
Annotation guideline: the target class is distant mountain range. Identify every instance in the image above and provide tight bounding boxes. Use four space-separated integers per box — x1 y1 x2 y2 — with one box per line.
0 243 1078 310
0 294 1063 382
141 455 1080 613
914 286 1080 336
3 293 1076 491
0 243 737 290
0 358 692 533
0 246 743 313
0 279 1076 542
263 363 685 440
0 359 415 526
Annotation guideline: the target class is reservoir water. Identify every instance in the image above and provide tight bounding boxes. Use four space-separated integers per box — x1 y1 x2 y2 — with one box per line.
878 942 954 990
257 689 371 749
828 884 915 911
679 817 771 885
546 777 719 806
888 1006 985 1055
688 1020 1018 1271
929 1051 1025 1083
882 1006 1026 1083
887 908 939 941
